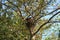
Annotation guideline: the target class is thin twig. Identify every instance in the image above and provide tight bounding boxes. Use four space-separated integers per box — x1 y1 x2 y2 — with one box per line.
7 0 24 19
33 0 52 18
49 21 60 23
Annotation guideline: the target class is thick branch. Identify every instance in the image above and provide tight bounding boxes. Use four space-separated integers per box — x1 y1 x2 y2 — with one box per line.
35 8 60 23
32 11 60 36
26 26 32 40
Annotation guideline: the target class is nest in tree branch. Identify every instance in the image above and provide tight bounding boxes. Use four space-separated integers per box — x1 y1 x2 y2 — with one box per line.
26 17 35 30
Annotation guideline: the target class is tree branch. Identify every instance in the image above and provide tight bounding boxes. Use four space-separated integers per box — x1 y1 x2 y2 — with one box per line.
35 8 60 23
0 2 20 14
0 2 10 8
23 2 32 17
32 11 60 36
49 21 60 23
7 0 24 19
33 0 52 19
